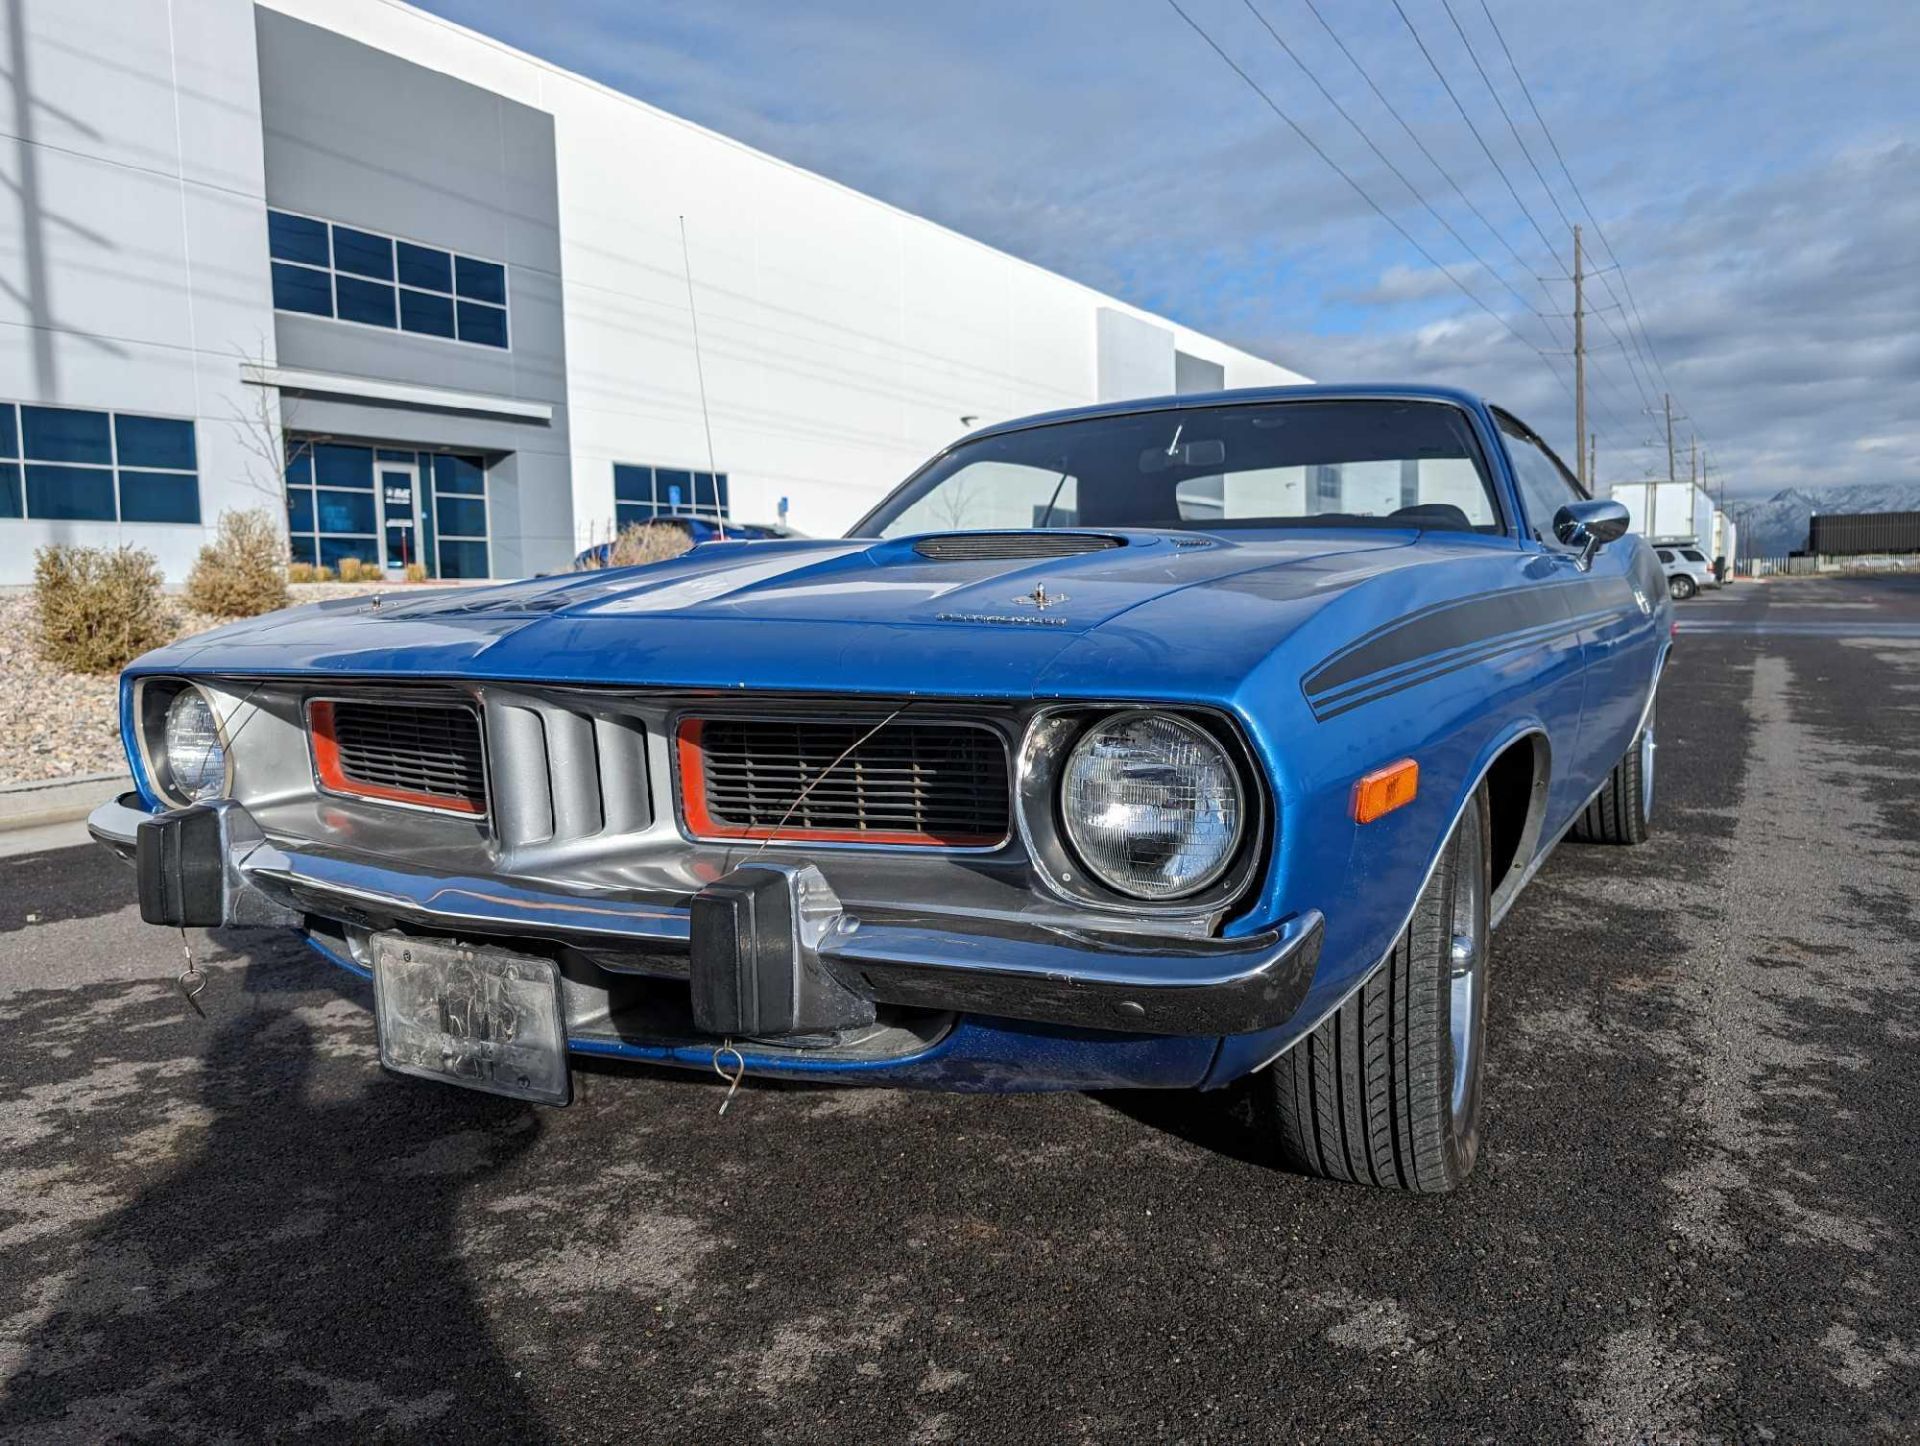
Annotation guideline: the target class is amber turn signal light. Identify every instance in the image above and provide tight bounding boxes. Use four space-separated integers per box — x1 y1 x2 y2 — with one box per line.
1352 758 1419 824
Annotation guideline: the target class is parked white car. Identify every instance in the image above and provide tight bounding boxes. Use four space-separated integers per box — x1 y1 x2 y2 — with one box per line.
1654 544 1717 599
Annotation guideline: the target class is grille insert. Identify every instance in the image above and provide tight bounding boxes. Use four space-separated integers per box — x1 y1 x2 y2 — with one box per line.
913 532 1122 561
678 716 1010 847
309 699 487 815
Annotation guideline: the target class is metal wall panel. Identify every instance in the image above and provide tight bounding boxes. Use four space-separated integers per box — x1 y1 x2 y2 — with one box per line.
1808 511 1920 556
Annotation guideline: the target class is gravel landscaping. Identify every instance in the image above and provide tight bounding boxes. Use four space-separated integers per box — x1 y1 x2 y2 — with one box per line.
0 584 436 787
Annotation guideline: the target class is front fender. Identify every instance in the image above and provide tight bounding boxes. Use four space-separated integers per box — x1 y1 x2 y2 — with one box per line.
1201 706 1555 1089
1197 541 1591 1087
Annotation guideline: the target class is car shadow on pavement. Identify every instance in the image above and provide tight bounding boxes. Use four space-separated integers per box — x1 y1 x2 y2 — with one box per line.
0 928 556 1440
1091 1076 1279 1168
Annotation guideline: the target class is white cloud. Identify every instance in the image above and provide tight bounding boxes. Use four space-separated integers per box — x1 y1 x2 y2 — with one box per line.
416 0 1920 497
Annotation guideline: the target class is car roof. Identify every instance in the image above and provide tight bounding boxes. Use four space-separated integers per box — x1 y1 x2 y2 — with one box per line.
954 383 1494 446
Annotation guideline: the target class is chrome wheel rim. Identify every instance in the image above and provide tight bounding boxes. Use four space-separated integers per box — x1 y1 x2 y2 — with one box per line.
1640 709 1656 819
1448 804 1488 1134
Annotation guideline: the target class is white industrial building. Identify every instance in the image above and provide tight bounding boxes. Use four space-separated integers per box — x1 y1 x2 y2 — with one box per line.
0 0 1304 583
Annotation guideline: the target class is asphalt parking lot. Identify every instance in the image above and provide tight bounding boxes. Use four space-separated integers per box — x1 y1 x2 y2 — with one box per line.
1 573 1916 1443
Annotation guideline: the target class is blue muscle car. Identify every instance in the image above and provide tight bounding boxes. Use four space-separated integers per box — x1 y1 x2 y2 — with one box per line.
91 385 1669 1192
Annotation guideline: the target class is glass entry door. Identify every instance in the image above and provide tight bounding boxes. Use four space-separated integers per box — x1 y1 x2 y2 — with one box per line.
380 461 421 573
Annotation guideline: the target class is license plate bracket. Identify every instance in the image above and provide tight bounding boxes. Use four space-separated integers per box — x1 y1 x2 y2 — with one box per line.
371 934 570 1105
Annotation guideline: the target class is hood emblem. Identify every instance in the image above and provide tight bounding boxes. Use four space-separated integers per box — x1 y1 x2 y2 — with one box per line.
1016 583 1069 610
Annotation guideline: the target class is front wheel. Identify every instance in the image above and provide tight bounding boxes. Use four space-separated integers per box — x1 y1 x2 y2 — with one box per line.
1669 575 1697 601
1264 786 1491 1193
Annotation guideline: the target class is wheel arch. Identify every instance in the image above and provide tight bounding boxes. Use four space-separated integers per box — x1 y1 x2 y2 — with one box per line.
1484 730 1550 923
1232 715 1549 1084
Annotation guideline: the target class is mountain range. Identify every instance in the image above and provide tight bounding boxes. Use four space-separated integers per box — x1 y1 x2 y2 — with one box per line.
1725 482 1920 558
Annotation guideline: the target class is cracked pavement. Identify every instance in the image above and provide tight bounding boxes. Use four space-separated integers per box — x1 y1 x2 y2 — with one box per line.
0 574 1915 1442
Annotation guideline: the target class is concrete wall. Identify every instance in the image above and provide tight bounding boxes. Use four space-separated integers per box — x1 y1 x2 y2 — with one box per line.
260 0 1308 544
0 0 280 582
255 8 573 573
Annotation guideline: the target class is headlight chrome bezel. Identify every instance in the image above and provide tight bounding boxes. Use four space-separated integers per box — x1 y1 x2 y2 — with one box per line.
1016 704 1267 914
135 677 234 808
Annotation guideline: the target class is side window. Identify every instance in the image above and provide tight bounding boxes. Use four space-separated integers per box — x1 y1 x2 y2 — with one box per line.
1494 412 1584 549
1656 550 1674 564
1682 549 1707 564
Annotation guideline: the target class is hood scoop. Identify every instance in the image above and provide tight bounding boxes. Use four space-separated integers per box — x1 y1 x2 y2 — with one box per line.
912 532 1124 561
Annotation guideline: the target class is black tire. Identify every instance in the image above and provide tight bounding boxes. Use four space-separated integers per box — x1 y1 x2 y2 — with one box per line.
1570 701 1655 845
1266 787 1491 1193
1668 574 1697 601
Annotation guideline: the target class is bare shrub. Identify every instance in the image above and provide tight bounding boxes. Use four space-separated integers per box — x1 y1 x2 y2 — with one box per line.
185 509 289 618
33 545 174 675
336 556 378 583
403 561 428 584
287 561 319 584
577 522 694 570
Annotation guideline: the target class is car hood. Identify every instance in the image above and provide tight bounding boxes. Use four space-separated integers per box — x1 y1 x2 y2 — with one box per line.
134 531 1417 699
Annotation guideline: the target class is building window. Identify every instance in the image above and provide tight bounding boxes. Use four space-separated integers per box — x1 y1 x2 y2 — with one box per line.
613 463 729 532
284 439 490 579
268 209 509 350
0 402 199 524
1312 464 1342 509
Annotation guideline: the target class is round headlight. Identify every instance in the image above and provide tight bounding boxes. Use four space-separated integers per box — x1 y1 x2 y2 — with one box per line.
163 687 228 803
1061 712 1244 900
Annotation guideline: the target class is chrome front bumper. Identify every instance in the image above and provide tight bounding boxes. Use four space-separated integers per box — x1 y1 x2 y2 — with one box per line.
90 793 1322 1037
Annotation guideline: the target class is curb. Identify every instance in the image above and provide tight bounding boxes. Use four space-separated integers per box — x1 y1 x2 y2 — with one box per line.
0 772 128 831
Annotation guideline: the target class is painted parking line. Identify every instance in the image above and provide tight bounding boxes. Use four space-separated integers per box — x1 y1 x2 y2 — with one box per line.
1674 620 1920 637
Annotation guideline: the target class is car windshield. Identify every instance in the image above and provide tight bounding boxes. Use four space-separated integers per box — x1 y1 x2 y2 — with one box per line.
858 399 1503 537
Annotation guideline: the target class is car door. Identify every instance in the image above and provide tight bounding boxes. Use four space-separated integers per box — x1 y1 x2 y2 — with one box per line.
1493 410 1658 805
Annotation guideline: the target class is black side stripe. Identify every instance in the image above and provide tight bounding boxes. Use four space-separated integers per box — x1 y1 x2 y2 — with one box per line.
1302 575 1636 721
1310 615 1604 720
1309 611 1608 714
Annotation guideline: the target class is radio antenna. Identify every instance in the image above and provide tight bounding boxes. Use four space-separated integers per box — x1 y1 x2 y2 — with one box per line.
679 214 726 541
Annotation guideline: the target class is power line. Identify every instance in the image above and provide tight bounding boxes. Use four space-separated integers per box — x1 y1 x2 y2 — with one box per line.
1386 0 1566 278
1307 0 1661 455
1296 0 1552 308
1160 0 1576 395
1438 0 1665 419
1473 0 1677 417
1389 0 1655 455
1438 0 1574 235
1430 0 1670 427
1237 0 1569 347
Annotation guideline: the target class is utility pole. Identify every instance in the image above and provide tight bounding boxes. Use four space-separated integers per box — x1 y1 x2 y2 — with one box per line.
1572 225 1586 490
1587 432 1596 494
1664 394 1677 484
1690 435 1698 487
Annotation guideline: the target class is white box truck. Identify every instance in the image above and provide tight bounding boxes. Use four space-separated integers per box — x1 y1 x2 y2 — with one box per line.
1611 480 1714 548
1707 509 1740 582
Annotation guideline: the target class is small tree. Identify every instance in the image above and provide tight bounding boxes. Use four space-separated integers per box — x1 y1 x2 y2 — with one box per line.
33 544 175 674
185 509 290 618
576 521 695 570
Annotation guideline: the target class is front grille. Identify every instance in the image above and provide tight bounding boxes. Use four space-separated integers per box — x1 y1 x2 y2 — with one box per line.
913 532 1122 561
680 716 1010 846
310 699 487 814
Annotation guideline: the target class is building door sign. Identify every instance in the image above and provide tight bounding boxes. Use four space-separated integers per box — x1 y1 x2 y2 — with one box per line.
382 463 420 572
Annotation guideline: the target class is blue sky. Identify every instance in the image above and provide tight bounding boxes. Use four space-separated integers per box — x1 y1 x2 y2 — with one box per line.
417 0 1917 498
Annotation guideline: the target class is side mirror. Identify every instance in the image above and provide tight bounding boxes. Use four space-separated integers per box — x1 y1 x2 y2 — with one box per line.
1553 499 1630 570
